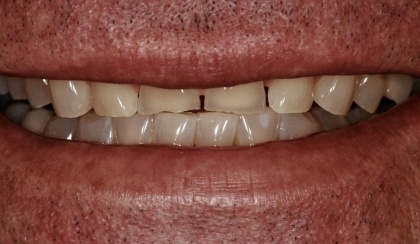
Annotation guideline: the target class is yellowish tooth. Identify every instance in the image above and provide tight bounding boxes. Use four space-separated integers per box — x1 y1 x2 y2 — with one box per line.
113 114 154 144
92 82 138 117
75 111 114 144
195 112 239 147
6 77 27 100
279 112 321 140
204 81 265 114
49 80 92 118
353 75 386 113
384 74 414 104
0 75 8 95
154 113 197 146
25 78 52 108
21 108 54 135
268 77 314 114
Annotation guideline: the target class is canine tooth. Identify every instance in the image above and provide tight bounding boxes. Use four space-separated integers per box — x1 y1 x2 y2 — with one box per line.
6 77 27 100
313 75 356 116
195 112 239 147
236 107 279 146
0 75 8 95
279 112 321 140
76 111 114 144
4 102 30 124
138 86 200 115
204 81 265 114
384 74 414 104
92 82 138 117
113 114 154 144
311 106 350 131
49 80 92 118
348 106 373 125
21 108 54 135
154 113 197 146
268 77 314 114
353 75 385 113
25 79 52 108
43 116 79 140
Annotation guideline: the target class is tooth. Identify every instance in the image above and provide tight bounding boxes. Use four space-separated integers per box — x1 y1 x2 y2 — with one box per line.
113 114 154 144
75 111 114 144
49 80 92 118
92 82 138 117
348 106 373 125
236 107 279 146
195 112 239 147
0 75 8 95
204 81 265 114
21 108 54 135
353 75 385 113
138 86 200 115
25 78 53 108
154 113 197 146
268 77 314 114
311 106 350 131
4 102 31 124
279 112 321 140
6 77 27 100
43 116 79 140
313 75 356 115
384 74 414 104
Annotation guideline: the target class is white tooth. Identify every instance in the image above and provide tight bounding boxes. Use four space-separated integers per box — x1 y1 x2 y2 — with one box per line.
195 112 239 147
138 86 200 115
49 80 92 118
25 78 52 108
113 114 154 144
353 75 385 113
311 106 350 131
236 107 279 146
6 77 27 100
92 82 138 117
4 102 31 124
279 112 321 140
384 74 414 104
154 113 197 146
204 81 265 114
348 106 373 125
21 108 54 135
313 75 356 116
268 77 314 114
0 75 8 95
43 116 79 140
75 111 114 144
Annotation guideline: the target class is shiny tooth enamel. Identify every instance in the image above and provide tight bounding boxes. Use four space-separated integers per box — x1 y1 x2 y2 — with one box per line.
75 111 114 144
25 79 52 108
49 80 93 118
313 75 356 116
279 112 321 140
353 75 385 113
154 113 197 146
311 106 350 131
236 108 279 146
4 102 31 124
113 114 154 144
21 108 54 135
268 77 314 114
195 112 239 147
92 82 138 117
138 86 200 115
6 77 27 100
348 106 373 125
204 81 266 114
43 116 79 140
384 74 414 104
0 75 8 95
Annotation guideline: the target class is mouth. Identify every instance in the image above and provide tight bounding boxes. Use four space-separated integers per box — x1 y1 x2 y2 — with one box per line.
1 0 419 242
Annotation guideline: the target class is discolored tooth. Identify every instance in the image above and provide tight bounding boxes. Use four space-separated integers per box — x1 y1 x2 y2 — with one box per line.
268 77 314 114
21 108 54 135
313 75 356 116
25 78 52 108
138 86 200 115
196 112 239 147
113 114 154 144
6 77 27 100
92 82 138 117
311 106 350 131
75 111 114 144
154 113 197 146
49 80 92 118
0 75 8 95
348 106 373 125
4 102 30 124
236 107 279 146
279 113 321 140
384 74 414 104
353 75 385 113
204 81 265 114
43 116 79 140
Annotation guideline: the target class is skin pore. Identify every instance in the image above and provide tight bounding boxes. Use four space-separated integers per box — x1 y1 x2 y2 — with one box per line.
0 0 419 243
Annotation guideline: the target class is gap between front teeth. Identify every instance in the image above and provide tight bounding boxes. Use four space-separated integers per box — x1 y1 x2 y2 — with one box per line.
0 74 416 147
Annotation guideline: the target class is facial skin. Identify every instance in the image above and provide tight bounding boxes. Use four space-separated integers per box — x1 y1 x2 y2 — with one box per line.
0 0 419 243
